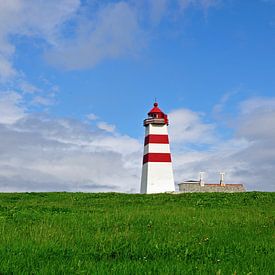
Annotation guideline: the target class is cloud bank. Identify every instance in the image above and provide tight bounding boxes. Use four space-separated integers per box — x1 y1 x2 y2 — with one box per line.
0 92 142 192
0 0 81 81
0 91 274 192
171 97 275 191
0 0 220 79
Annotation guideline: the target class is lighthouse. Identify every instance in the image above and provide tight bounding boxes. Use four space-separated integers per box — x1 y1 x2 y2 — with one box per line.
140 102 175 194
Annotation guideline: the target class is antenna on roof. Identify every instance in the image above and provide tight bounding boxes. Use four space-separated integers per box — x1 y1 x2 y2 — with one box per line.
154 97 157 103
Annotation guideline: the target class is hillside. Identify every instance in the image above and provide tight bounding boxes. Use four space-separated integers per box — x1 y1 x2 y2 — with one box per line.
0 192 274 274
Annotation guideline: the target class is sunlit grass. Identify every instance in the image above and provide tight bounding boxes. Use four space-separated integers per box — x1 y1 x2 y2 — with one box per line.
0 192 274 274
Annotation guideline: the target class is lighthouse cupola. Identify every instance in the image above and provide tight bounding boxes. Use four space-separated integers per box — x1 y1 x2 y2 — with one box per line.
144 102 169 126
140 102 175 194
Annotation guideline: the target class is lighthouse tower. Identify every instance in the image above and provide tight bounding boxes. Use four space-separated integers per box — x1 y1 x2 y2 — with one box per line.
140 102 175 194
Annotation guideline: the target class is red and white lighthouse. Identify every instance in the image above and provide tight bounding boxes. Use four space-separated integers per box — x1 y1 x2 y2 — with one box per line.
140 102 175 194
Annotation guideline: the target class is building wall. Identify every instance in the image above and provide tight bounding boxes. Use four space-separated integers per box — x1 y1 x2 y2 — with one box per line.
178 183 245 193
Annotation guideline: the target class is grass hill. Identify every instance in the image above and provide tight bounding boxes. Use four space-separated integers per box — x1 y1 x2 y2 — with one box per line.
0 192 274 274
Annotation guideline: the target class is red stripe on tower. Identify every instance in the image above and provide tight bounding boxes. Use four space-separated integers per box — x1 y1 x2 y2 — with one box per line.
143 153 171 164
144 134 169 145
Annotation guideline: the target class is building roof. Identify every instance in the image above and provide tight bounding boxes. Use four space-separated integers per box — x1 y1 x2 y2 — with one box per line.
146 102 169 125
148 102 164 116
205 184 244 187
179 182 244 187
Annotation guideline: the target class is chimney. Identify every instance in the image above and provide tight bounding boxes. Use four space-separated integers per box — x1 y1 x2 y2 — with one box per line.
199 172 205 186
219 172 225 186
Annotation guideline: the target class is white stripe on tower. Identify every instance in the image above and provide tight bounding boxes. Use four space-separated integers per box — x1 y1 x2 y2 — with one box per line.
140 103 175 194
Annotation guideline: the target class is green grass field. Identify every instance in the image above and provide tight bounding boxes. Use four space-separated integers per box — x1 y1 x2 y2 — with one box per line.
0 192 274 274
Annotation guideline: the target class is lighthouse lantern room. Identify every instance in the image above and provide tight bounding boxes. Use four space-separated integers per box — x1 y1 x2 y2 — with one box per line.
140 102 175 194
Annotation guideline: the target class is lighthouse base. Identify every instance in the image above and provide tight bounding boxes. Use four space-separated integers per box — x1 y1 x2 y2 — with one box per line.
141 162 175 194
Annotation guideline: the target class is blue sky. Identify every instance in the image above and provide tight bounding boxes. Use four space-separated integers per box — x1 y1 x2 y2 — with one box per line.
0 0 275 192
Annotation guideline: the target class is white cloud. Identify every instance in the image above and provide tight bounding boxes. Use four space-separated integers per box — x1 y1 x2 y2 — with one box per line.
0 55 17 81
0 113 142 193
169 108 216 145
0 0 80 43
0 95 274 192
0 0 80 81
0 91 25 124
31 96 54 107
46 1 145 70
86 113 98 121
19 81 40 94
0 0 220 74
45 0 222 70
0 90 142 192
239 97 275 115
236 97 275 140
172 138 251 186
212 87 241 118
170 98 275 191
97 121 116 133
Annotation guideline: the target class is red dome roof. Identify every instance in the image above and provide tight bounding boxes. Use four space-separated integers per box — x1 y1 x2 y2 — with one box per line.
148 102 164 116
144 102 169 125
